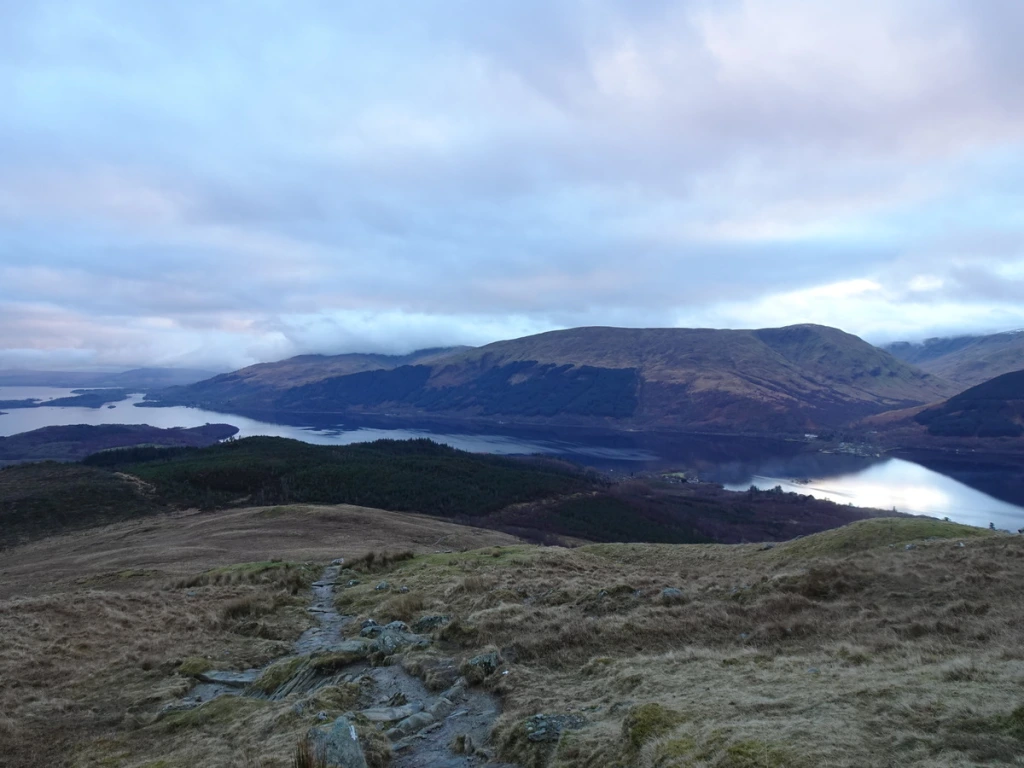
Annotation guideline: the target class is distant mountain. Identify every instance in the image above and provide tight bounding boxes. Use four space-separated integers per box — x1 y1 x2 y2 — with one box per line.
149 325 954 433
0 367 220 390
884 330 1024 389
0 423 239 464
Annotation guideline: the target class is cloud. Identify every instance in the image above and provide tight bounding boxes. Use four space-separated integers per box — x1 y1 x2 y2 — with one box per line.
1 0 1023 369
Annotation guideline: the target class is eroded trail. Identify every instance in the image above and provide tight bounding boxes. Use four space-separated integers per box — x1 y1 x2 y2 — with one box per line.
170 561 513 767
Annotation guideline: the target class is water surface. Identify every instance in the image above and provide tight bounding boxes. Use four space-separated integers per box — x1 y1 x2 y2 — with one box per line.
3 386 1023 530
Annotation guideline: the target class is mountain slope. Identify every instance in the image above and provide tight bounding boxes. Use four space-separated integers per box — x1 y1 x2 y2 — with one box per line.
151 325 953 433
150 347 468 411
913 369 1024 438
885 330 1024 389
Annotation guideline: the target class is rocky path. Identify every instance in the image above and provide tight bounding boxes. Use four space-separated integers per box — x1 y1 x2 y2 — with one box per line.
169 560 515 767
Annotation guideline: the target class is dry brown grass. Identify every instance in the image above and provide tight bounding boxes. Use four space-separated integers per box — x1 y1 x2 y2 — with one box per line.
335 523 1024 767
0 503 517 768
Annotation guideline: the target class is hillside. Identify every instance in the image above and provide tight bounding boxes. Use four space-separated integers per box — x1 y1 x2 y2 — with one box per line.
914 369 1024 438
148 347 468 412
0 423 238 464
148 325 954 433
885 330 1024 389
1 513 1018 768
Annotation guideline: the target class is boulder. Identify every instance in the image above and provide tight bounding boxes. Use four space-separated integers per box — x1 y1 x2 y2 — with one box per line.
411 615 450 633
375 581 391 591
524 713 586 743
306 716 368 768
387 711 436 739
661 588 684 602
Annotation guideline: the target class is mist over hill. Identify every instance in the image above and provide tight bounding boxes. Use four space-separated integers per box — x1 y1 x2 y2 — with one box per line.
885 330 1024 389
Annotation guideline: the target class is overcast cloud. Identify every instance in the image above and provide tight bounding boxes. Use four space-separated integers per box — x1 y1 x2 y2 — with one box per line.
2 0 1023 370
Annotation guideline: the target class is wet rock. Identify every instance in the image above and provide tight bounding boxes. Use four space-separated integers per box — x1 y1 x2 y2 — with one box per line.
360 624 384 638
196 669 260 688
387 710 436 739
307 716 368 768
412 615 450 633
661 588 684 602
360 702 423 722
375 581 391 591
524 713 586 743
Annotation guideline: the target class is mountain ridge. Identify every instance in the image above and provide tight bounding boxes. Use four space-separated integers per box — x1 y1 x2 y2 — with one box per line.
149 324 955 433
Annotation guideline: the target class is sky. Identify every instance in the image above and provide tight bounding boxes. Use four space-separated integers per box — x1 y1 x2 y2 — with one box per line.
2 0 1023 371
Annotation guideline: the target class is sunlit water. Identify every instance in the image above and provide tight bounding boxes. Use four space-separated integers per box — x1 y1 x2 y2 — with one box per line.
3 387 1023 530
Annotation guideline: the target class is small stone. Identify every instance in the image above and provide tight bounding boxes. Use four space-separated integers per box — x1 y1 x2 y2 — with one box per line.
759 543 775 551
383 620 409 632
905 544 916 551
360 618 378 629
468 651 500 676
375 581 391 591
331 558 345 566
957 542 966 548
661 587 684 602
186 590 197 597
808 667 820 674
316 710 328 721
398 585 410 594
346 580 360 587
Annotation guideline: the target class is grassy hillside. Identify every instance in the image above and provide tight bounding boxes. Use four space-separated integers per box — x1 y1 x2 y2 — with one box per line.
0 462 163 548
148 325 954 433
2 514 1018 767
886 331 1024 389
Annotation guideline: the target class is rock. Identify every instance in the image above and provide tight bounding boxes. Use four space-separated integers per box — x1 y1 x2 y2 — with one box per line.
196 669 260 688
186 590 197 597
957 541 966 548
759 543 775 551
316 710 328 721
468 651 500 676
372 628 430 656
360 625 384 638
411 615 450 633
359 702 423 722
399 585 410 594
360 618 378 629
523 713 586 743
306 716 368 768
331 558 345 566
661 588 684 602
427 696 455 719
441 678 467 703
387 711 436 739
905 544 916 551
807 667 820 674
375 581 390 591
346 580 360 587
383 620 409 632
